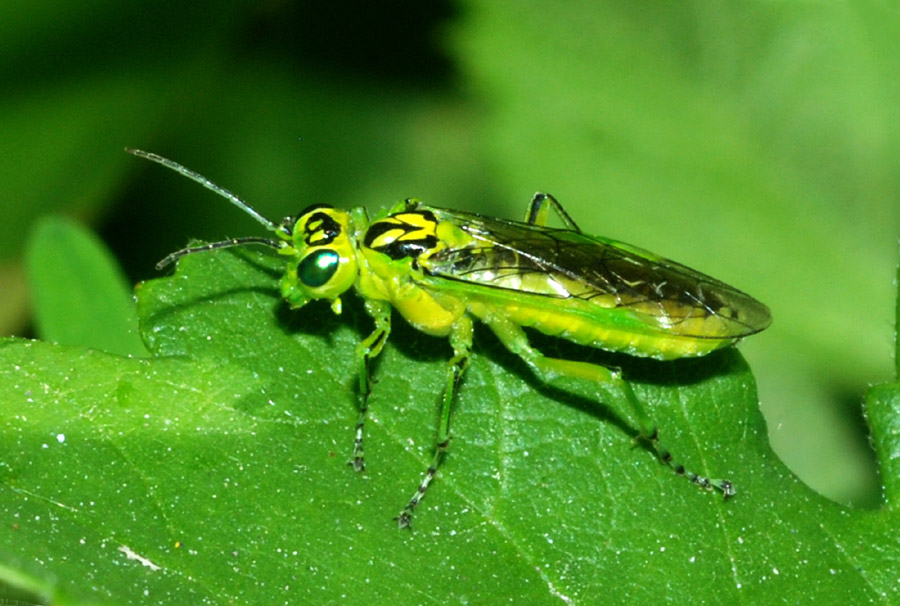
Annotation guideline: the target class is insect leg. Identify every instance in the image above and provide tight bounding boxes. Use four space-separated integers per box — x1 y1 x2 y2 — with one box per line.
395 315 473 528
525 193 582 232
350 299 392 472
484 315 735 498
615 379 735 497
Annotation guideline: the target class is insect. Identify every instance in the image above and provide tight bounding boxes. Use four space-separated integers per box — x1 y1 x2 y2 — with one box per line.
128 148 771 528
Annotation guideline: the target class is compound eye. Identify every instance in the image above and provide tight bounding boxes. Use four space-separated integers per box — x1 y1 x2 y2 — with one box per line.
298 249 340 288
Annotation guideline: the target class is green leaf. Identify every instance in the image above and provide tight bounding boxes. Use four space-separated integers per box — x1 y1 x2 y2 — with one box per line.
24 216 148 357
2 248 899 604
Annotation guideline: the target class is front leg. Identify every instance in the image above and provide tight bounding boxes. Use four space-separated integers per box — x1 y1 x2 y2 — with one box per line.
349 299 392 472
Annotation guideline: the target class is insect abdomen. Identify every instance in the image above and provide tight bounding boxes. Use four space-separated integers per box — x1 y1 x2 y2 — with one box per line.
462 290 737 360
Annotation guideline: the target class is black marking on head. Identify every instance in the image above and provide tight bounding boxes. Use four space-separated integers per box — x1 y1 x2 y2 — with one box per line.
303 211 342 246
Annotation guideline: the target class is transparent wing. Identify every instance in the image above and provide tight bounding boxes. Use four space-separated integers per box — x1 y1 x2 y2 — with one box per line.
423 208 771 339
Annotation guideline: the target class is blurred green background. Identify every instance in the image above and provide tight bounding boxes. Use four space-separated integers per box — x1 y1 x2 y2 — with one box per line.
2 0 898 507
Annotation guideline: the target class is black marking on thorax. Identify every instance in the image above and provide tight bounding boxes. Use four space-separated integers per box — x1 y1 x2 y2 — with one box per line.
364 210 439 260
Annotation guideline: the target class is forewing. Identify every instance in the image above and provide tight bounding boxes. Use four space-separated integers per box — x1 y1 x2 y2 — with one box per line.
423 209 771 339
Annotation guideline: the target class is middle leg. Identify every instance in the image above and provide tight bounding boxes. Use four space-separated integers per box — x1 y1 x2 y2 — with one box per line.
396 314 474 528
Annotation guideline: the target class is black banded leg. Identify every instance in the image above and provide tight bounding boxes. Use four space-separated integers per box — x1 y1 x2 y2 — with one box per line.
524 192 582 232
349 299 392 472
616 379 734 497
484 315 735 498
396 316 473 528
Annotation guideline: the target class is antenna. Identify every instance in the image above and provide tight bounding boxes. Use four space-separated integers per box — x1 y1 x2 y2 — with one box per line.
155 237 282 270
125 148 280 233
126 148 287 270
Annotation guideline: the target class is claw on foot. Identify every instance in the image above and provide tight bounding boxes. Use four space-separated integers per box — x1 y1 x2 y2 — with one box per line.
348 456 366 472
